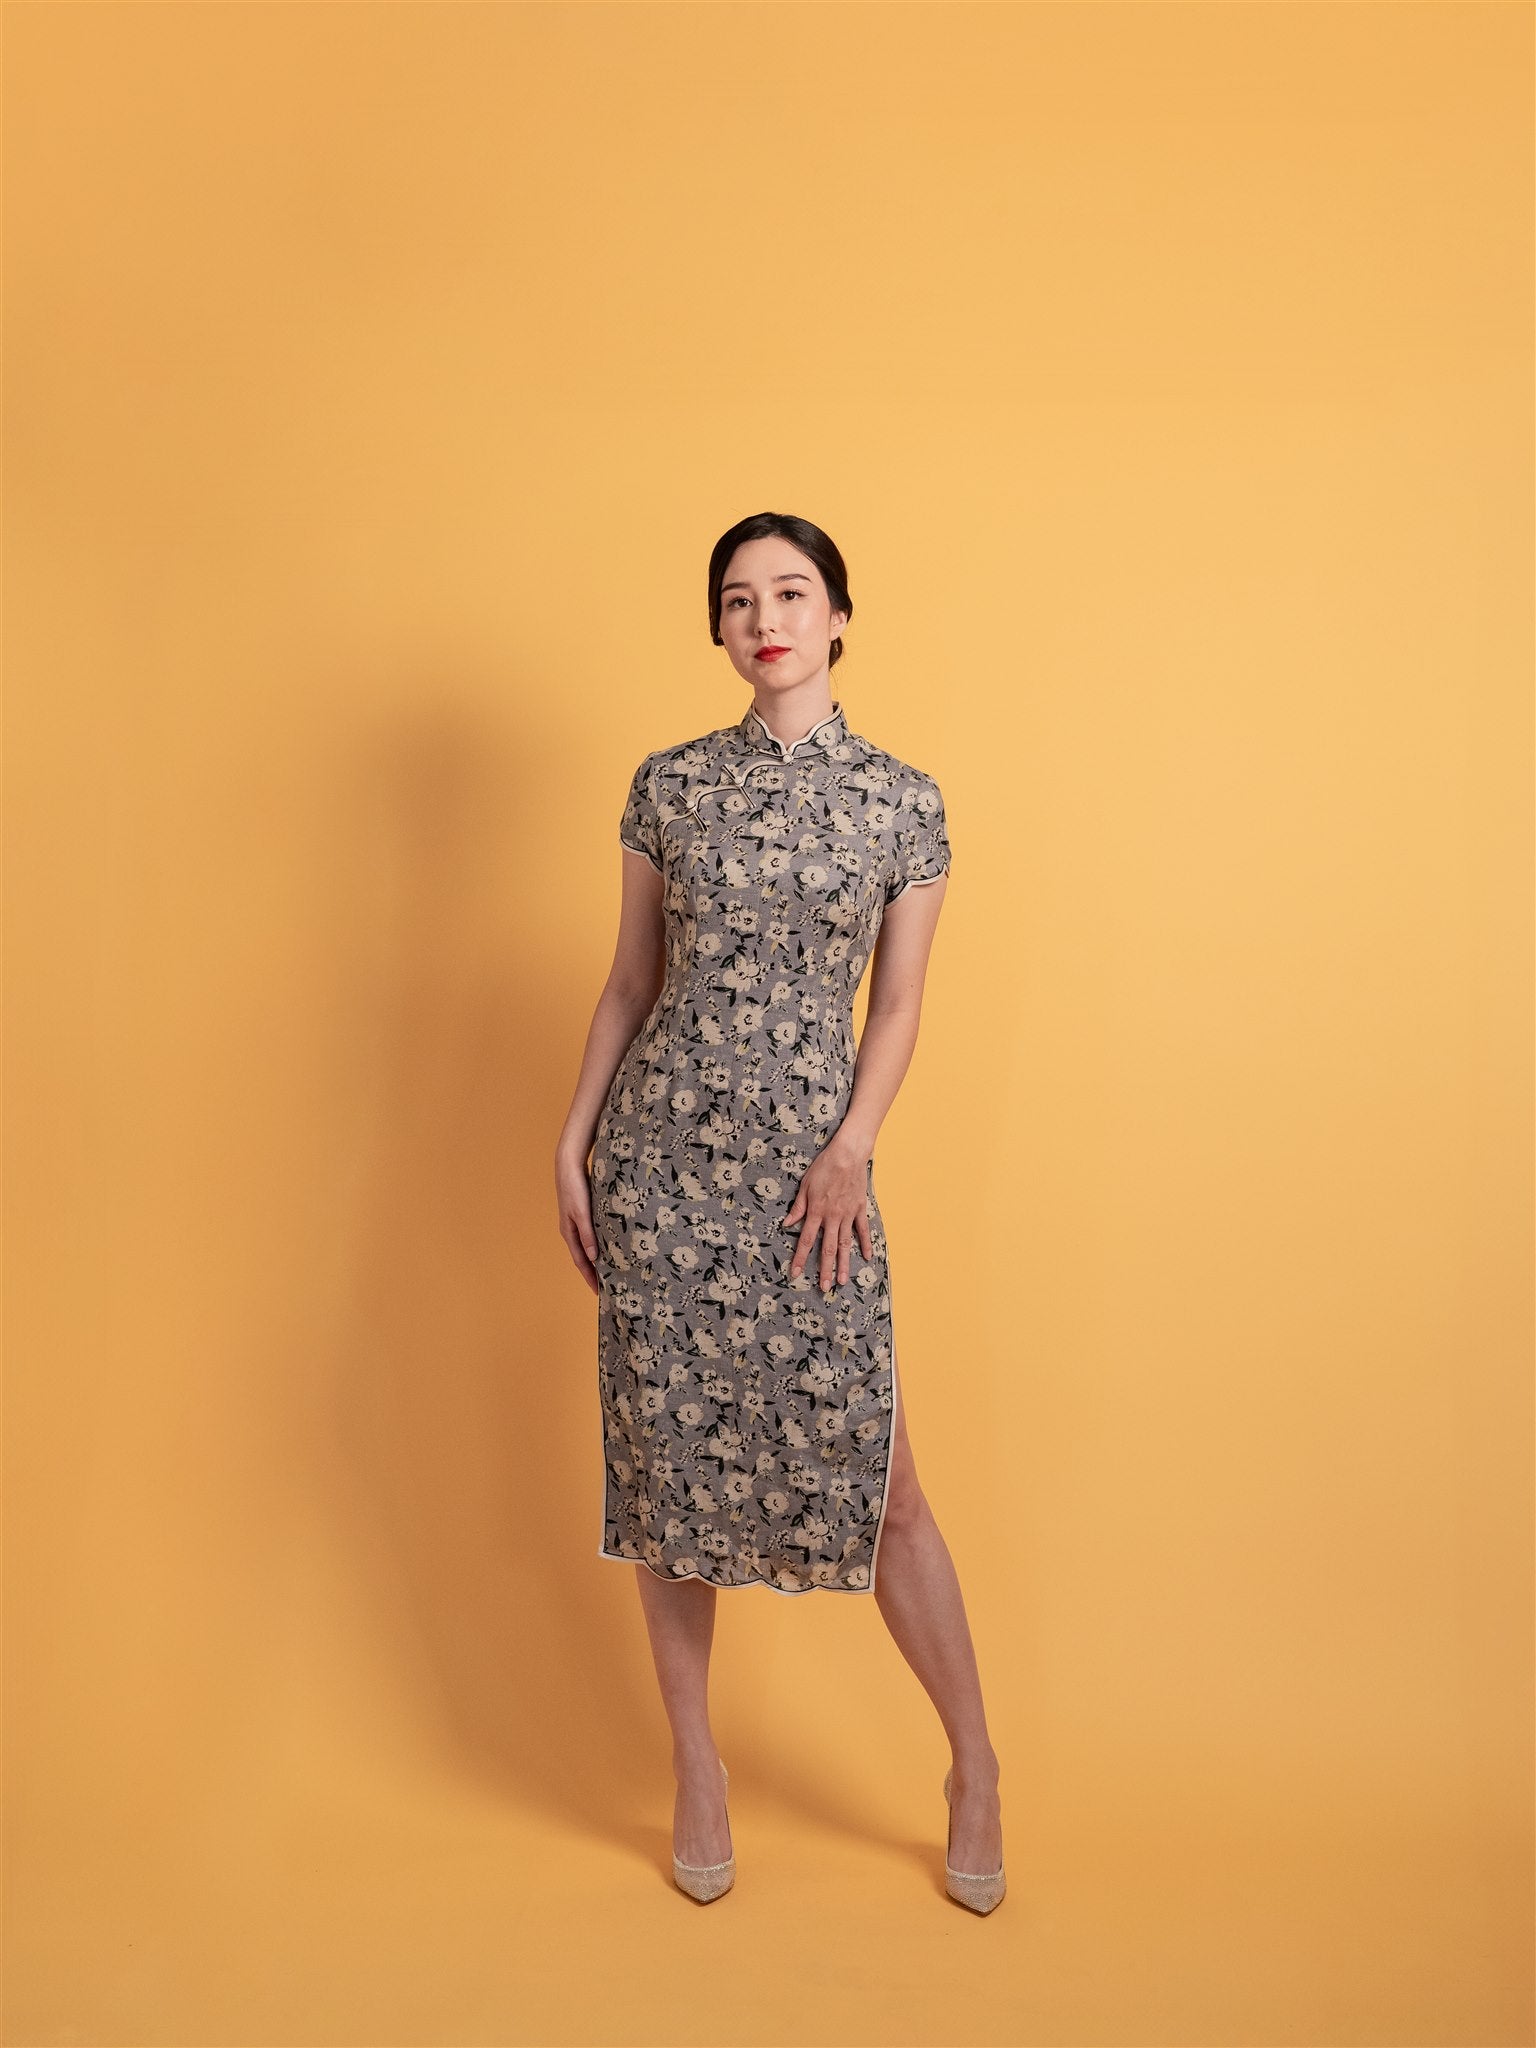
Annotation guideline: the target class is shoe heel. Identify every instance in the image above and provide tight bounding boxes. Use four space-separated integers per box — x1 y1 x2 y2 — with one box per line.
673 1757 735 1903
942 1765 1007 1914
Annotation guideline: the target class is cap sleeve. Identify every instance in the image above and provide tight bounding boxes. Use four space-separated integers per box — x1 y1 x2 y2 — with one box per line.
618 755 663 872
885 774 951 902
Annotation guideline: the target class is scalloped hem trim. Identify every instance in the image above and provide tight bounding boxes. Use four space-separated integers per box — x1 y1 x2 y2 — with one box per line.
596 1549 876 1596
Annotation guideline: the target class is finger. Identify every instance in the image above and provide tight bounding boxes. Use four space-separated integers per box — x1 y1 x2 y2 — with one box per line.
790 1215 822 1279
823 1221 849 1291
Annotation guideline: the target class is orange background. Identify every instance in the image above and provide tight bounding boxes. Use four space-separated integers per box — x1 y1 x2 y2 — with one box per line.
6 4 1531 2044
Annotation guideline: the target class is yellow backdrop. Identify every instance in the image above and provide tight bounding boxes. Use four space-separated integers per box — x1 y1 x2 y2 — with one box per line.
7 3 1531 2044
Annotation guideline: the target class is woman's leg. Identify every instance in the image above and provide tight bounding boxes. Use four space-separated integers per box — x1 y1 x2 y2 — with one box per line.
873 1355 1005 1876
633 1566 733 1866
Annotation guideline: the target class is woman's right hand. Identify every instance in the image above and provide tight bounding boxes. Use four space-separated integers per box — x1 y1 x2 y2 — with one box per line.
556 1147 602 1297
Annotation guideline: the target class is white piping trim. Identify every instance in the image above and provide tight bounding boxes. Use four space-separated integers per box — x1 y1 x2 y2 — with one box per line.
745 698 847 759
866 1325 901 1594
676 774 754 822
887 867 949 899
618 835 663 872
594 1547 870 1597
669 757 806 826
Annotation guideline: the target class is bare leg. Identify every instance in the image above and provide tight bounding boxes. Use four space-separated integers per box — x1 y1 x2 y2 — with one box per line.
873 1359 1004 1876
633 1565 732 1866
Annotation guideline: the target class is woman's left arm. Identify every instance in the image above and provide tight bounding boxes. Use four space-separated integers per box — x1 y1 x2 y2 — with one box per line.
782 876 949 1292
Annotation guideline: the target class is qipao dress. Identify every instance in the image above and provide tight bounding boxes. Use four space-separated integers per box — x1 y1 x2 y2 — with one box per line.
588 698 951 1595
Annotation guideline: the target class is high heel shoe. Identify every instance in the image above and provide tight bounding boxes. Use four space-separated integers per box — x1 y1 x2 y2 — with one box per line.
942 1765 1006 1914
673 1757 735 1903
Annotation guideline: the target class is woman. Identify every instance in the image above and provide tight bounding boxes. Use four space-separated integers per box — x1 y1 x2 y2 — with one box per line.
555 511 1005 1912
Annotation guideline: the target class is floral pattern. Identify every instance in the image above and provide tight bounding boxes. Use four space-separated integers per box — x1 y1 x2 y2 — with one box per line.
589 698 951 1595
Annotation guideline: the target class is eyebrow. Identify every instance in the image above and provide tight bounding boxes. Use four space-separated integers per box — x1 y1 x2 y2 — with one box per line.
720 573 812 593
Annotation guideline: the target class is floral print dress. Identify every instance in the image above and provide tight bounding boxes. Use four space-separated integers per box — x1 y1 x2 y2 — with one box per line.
588 698 951 1595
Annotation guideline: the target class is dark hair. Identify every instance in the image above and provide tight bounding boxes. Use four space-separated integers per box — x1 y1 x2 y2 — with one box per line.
707 512 854 670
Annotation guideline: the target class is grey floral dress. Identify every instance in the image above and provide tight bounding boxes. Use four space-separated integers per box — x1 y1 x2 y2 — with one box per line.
588 698 951 1596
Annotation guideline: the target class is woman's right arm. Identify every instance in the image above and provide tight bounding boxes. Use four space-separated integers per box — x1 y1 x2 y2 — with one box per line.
555 847 666 1293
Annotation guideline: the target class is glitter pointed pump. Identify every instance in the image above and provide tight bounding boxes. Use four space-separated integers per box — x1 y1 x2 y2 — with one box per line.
942 1765 1006 1914
673 1757 735 1903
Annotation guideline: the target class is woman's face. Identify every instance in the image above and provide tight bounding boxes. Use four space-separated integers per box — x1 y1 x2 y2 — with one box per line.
717 537 848 695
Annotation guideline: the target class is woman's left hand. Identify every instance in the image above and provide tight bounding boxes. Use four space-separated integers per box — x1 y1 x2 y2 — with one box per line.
782 1136 874 1291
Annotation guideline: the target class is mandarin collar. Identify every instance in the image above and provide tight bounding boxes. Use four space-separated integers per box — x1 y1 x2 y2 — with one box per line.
734 697 851 760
